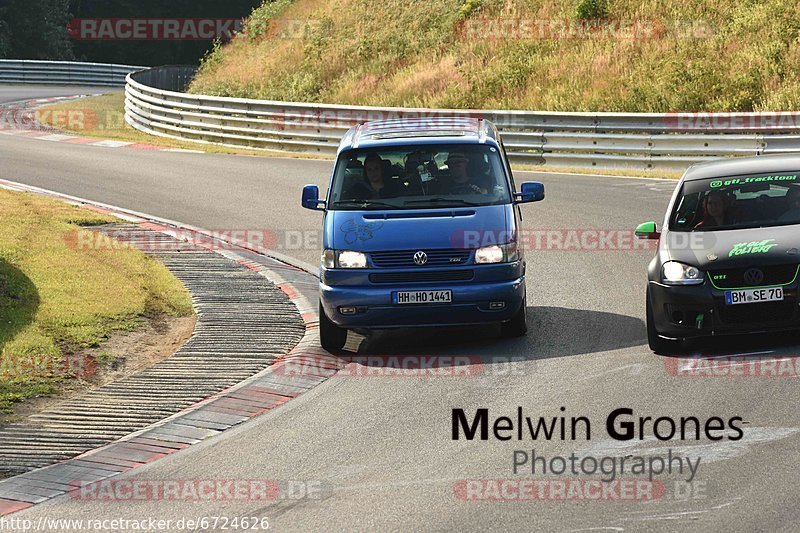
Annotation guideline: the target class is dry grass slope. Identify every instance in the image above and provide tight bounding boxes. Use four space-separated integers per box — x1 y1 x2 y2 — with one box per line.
190 0 800 112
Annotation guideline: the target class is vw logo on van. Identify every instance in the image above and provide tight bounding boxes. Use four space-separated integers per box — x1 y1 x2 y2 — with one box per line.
413 251 428 266
743 268 765 285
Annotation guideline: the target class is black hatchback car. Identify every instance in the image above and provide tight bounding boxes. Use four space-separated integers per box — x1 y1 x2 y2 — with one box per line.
636 155 800 354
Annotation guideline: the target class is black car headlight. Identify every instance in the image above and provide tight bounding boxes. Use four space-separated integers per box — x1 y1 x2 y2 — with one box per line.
662 261 704 285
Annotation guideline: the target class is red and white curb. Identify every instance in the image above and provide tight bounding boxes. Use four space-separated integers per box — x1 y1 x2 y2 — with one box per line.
0 95 204 153
0 179 334 516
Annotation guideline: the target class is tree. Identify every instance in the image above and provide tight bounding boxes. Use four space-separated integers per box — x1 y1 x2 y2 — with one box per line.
0 0 74 59
0 20 11 58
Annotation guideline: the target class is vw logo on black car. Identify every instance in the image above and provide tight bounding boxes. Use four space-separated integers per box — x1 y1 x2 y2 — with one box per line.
743 268 765 285
413 251 428 266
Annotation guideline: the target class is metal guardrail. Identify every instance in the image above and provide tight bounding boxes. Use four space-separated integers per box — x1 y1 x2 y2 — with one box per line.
0 59 144 87
123 65 796 171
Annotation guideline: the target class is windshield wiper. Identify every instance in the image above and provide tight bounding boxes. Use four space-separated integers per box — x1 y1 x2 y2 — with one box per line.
404 198 481 207
332 200 400 209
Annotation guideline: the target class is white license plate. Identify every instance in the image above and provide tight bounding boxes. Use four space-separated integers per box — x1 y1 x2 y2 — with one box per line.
394 290 452 305
725 287 784 305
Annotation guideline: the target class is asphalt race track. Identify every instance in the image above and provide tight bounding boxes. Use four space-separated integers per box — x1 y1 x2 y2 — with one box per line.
0 85 117 105
3 87 800 531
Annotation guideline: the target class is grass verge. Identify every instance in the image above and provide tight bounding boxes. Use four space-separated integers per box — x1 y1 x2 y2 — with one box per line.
517 165 682 180
0 187 194 412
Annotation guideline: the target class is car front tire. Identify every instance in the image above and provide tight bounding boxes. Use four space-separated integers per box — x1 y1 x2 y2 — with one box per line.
646 289 682 355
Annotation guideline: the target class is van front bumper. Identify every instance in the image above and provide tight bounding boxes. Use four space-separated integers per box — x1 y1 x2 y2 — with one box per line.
320 276 526 329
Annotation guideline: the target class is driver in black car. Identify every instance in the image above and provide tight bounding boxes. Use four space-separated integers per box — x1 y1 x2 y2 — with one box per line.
435 151 489 195
780 186 800 222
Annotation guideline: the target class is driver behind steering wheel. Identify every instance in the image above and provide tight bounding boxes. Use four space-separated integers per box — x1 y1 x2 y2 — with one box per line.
438 151 488 195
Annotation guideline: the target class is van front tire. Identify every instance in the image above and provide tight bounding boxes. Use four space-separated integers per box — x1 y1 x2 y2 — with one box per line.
319 302 348 353
501 302 528 337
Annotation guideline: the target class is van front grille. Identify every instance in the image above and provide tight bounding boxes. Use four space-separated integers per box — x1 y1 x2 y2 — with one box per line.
370 249 471 268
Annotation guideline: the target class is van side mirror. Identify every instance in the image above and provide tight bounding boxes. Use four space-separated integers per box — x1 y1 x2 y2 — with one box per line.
515 182 545 203
635 221 661 240
302 184 326 211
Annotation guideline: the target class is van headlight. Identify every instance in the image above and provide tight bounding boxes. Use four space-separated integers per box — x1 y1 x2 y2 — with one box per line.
475 242 519 264
338 250 368 268
322 249 336 268
323 250 368 269
662 261 703 285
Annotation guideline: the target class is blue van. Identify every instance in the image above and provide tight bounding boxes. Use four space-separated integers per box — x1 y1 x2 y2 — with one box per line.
301 118 545 352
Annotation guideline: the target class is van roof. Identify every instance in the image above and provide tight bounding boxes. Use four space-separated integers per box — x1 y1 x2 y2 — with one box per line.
338 117 501 152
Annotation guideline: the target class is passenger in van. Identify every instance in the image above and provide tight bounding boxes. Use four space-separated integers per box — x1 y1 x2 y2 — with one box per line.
404 151 437 180
347 153 404 200
403 151 435 194
694 190 733 229
436 151 489 195
780 186 800 222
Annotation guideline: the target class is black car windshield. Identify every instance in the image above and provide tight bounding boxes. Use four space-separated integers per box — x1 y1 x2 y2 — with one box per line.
670 173 800 231
328 144 511 210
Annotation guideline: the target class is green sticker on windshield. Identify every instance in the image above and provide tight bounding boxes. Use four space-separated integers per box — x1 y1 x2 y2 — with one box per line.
729 239 779 257
711 175 798 189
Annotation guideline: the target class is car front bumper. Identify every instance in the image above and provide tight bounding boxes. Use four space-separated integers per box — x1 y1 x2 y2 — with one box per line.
648 280 800 340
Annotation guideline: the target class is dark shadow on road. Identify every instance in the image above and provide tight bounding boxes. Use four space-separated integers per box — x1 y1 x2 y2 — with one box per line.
0 258 39 352
355 306 646 361
668 330 800 359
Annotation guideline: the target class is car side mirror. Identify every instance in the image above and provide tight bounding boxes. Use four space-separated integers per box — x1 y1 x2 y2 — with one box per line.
515 182 545 203
301 184 326 211
635 221 661 240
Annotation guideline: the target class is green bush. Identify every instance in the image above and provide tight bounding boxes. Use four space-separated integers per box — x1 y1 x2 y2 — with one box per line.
244 0 295 40
576 0 609 19
458 0 483 20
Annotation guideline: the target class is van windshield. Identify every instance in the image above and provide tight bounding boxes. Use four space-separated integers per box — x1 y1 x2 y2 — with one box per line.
670 173 800 231
328 144 512 210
